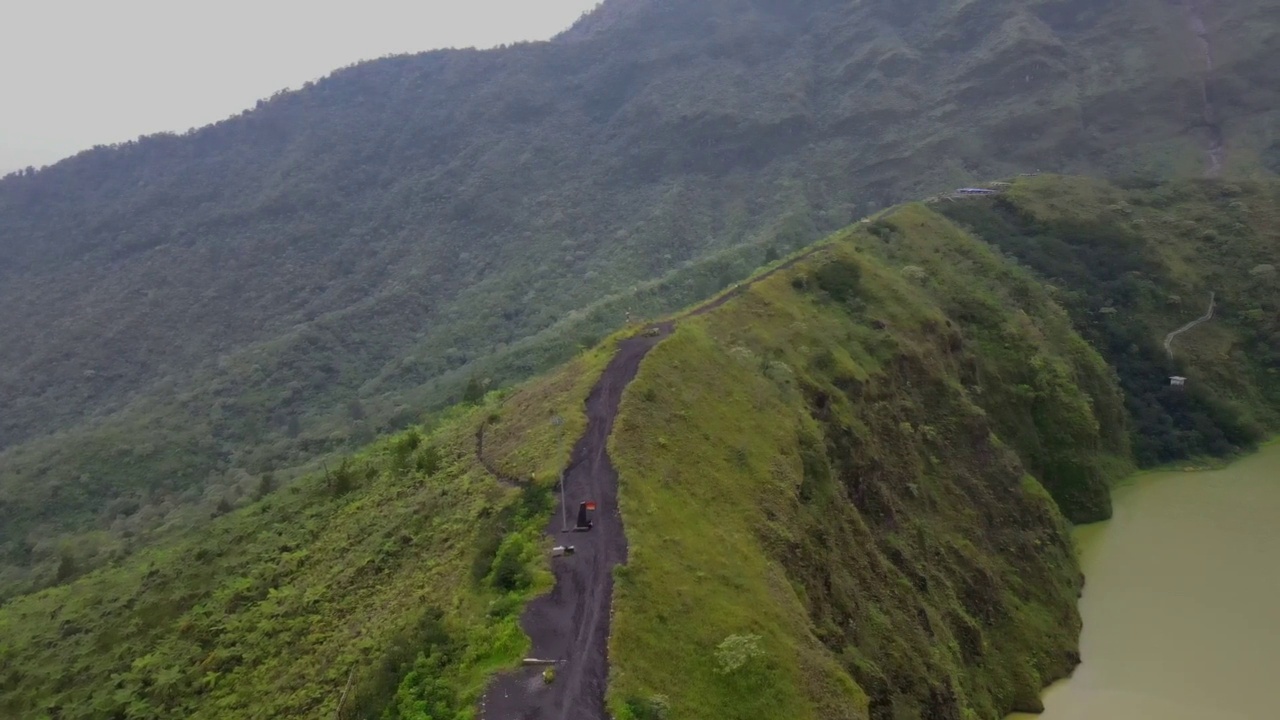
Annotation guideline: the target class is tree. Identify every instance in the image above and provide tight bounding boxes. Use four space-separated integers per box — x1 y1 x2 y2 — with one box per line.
462 377 486 404
254 473 276 500
55 550 77 582
347 399 367 421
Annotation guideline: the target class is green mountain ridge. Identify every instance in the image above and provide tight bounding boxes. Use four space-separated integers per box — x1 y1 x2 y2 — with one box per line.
3 0 1279 598
2 175 1275 719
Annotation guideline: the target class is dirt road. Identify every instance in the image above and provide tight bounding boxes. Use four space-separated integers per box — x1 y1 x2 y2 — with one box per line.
479 325 670 720
478 248 821 720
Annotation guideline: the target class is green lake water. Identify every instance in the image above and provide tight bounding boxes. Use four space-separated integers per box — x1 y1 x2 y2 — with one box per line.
1011 442 1280 720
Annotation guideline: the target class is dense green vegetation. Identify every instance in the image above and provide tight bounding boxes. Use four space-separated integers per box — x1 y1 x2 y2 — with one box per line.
0 339 618 719
0 237 780 601
939 176 1280 466
1 176 1277 719
3 0 1279 600
601 187 1276 718
862 204 1132 522
606 203 1128 720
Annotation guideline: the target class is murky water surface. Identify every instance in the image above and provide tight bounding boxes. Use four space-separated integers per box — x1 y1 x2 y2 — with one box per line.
1011 443 1280 720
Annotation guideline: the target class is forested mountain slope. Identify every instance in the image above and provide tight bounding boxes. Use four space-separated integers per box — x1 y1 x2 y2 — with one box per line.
3 175 1274 720
941 176 1280 466
2 0 1278 598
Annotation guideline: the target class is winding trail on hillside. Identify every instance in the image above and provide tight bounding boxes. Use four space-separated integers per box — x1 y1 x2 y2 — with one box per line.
1164 292 1216 359
1184 0 1225 176
476 425 523 489
477 249 821 720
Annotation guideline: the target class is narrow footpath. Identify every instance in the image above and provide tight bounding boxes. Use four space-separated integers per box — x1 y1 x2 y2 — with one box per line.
1164 292 1215 359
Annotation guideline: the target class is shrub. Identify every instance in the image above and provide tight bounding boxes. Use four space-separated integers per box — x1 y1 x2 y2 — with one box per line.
253 473 276 500
714 634 764 674
415 445 442 476
624 694 671 720
342 607 454 720
328 459 357 496
901 265 928 283
867 219 896 240
462 376 486 404
810 348 837 373
813 258 862 304
489 535 533 593
54 552 77 582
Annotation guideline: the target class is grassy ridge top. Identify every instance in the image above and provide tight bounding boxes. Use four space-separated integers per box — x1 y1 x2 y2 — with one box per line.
606 202 1127 719
602 179 1278 718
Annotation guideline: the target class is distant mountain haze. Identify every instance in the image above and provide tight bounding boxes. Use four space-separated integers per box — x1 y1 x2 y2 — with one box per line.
0 0 602 173
0 0 1277 599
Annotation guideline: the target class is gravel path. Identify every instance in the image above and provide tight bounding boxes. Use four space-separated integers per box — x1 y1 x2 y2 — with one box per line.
478 247 822 720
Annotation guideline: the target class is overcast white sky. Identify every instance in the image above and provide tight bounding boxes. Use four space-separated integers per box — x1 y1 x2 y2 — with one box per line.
0 0 602 173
